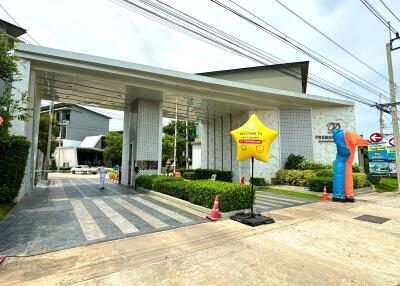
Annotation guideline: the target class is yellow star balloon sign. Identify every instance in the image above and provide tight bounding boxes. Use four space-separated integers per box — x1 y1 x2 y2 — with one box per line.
231 114 278 162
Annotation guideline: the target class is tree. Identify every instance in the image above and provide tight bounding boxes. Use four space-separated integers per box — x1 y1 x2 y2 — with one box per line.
162 134 186 167
162 120 197 168
162 120 196 141
38 113 58 157
0 32 30 137
103 132 123 166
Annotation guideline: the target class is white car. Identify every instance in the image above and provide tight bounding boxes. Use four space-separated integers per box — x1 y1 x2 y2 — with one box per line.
70 165 98 175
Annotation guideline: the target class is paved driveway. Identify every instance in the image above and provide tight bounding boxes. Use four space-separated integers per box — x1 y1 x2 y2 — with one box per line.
0 179 207 256
0 179 315 256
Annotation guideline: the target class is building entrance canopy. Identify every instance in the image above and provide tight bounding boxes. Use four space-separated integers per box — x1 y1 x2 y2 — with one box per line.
15 44 351 121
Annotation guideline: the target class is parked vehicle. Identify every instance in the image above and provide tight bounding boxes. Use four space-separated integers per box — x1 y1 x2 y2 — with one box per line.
70 165 98 175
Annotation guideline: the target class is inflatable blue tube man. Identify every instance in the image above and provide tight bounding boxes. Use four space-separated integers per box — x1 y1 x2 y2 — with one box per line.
332 129 351 200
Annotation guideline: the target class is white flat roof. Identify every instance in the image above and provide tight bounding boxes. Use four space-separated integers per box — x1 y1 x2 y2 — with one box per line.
15 43 353 119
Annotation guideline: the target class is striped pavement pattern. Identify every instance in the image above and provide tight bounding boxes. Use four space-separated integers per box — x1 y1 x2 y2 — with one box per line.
255 191 314 212
59 179 205 242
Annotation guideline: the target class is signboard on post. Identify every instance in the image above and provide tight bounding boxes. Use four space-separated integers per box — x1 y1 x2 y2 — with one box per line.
389 138 395 146
368 142 389 175
387 146 397 174
370 132 383 143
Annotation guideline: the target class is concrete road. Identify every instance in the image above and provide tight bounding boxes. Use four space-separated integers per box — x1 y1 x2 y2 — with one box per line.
1 191 399 286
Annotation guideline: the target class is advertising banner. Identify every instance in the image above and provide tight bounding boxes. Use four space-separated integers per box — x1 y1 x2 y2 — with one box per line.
368 142 389 175
387 146 397 174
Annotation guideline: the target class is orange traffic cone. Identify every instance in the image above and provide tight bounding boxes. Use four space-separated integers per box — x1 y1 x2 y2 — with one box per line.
207 195 220 221
240 176 245 185
322 186 328 201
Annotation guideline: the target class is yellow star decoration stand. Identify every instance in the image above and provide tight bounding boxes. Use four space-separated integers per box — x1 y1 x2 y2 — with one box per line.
231 114 278 163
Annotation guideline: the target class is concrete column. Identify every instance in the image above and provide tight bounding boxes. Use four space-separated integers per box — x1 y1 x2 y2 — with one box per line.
121 103 132 185
9 60 38 201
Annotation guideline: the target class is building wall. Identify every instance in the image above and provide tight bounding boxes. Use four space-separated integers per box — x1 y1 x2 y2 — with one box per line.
312 106 356 163
66 106 109 141
199 105 356 184
203 67 303 93
191 143 201 169
54 147 78 167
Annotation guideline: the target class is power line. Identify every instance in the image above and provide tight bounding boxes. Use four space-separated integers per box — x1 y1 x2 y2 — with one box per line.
379 0 400 24
213 0 390 100
0 3 41 45
273 0 390 82
359 0 398 34
108 0 376 106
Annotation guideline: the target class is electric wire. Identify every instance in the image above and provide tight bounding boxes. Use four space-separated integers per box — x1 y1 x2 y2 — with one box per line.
0 3 41 45
359 0 398 34
378 0 400 24
108 0 375 105
212 0 390 100
272 0 390 83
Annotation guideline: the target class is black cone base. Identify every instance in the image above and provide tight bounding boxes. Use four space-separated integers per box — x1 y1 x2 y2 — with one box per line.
230 212 275 227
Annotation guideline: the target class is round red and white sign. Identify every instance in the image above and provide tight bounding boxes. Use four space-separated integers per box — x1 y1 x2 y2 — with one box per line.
369 132 383 143
389 138 395 146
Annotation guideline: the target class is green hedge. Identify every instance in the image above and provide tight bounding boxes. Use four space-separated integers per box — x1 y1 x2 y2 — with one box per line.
137 175 252 212
249 177 267 186
108 170 118 180
136 175 182 190
0 135 30 202
276 169 316 186
315 169 334 177
182 171 197 180
187 180 252 212
353 173 368 188
298 160 333 171
308 176 333 192
177 168 232 182
285 154 305 170
153 180 189 200
308 173 369 192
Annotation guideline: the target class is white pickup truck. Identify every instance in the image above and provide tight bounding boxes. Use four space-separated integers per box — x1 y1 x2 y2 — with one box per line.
70 165 98 175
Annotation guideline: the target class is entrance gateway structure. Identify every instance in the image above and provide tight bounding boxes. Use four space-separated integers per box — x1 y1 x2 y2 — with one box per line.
11 43 355 201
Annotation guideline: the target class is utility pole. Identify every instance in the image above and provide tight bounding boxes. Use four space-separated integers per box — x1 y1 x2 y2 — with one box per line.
43 101 54 180
185 99 189 169
379 94 384 135
173 96 178 173
57 115 62 172
386 38 400 190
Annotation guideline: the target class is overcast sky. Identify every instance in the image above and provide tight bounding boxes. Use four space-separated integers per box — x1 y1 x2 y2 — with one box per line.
2 0 400 137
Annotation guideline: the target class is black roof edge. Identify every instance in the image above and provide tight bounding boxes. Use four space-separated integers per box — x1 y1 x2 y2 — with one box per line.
197 61 309 94
0 19 26 38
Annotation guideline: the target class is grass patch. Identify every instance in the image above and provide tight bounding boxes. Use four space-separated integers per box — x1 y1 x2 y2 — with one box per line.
0 202 15 221
257 187 324 200
375 178 398 193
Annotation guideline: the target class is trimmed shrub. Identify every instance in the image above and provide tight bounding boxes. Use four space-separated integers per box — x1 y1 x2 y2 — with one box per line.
182 171 197 180
308 176 333 193
187 180 252 212
270 178 281 185
0 135 30 202
285 154 305 170
298 160 332 171
276 169 316 186
353 173 368 188
135 175 182 190
368 174 381 185
178 169 232 182
315 169 334 177
108 170 118 180
352 165 362 173
249 177 267 186
153 180 189 200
